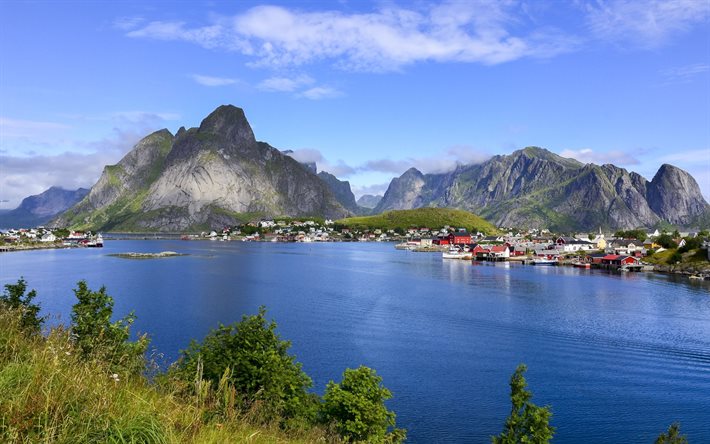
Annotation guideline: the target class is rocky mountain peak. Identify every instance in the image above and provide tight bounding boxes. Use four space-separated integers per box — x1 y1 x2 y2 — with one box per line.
198 104 255 144
647 163 709 225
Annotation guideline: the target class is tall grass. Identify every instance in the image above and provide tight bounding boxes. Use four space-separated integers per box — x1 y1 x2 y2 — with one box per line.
0 308 336 443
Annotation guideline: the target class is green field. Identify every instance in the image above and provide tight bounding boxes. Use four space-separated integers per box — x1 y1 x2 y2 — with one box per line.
336 208 499 234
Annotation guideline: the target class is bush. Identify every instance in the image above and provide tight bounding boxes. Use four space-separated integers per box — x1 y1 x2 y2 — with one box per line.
174 306 314 425
492 364 554 444
0 278 43 334
70 280 148 376
655 422 687 444
321 366 405 443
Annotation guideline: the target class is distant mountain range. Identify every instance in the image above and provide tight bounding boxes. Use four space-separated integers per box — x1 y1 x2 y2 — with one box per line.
373 147 709 231
48 105 709 232
0 187 88 229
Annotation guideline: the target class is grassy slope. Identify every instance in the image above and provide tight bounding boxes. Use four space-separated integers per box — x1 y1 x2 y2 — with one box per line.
0 309 333 444
336 208 500 234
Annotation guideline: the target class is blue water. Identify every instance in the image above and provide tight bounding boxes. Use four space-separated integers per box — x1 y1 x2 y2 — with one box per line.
1 241 709 443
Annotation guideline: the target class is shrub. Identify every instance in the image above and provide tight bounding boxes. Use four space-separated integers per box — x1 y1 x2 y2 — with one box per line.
321 366 405 443
655 422 687 444
175 306 314 425
492 364 554 444
0 278 43 334
70 280 148 375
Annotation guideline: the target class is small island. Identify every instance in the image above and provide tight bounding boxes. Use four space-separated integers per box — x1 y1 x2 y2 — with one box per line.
108 251 187 259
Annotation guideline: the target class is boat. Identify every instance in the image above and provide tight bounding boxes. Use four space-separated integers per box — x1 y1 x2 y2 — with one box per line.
87 234 104 248
442 247 470 259
573 262 591 269
530 257 557 265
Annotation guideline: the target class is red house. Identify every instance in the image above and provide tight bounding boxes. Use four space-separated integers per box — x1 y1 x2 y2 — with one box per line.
600 255 639 266
447 231 471 245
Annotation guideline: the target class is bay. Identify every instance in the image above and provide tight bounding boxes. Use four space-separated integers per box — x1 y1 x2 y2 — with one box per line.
1 240 709 442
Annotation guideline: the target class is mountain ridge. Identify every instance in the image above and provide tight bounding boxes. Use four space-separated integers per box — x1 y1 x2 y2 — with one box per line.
374 147 709 231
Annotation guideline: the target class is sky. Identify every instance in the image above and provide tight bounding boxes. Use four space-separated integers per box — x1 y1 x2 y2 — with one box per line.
1 0 709 208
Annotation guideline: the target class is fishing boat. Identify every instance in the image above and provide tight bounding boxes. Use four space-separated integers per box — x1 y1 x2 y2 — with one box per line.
573 262 591 269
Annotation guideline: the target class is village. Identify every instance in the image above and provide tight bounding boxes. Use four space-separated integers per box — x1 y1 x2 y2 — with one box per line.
2 219 709 278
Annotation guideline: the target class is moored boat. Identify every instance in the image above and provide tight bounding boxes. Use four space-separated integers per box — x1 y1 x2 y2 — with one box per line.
530 257 557 265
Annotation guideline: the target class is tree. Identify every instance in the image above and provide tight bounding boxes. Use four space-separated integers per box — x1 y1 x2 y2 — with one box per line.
655 422 687 444
321 366 405 443
656 234 678 249
492 364 555 444
0 277 43 333
70 280 148 375
176 306 314 423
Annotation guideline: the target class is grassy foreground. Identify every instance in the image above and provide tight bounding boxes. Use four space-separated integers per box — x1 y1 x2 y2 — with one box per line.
337 208 499 234
0 308 333 443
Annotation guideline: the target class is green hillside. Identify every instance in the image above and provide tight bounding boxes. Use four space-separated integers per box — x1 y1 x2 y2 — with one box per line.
336 208 499 234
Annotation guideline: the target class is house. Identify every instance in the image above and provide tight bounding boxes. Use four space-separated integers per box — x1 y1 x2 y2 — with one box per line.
40 233 56 243
555 237 595 252
643 240 660 250
600 254 639 267
448 231 471 245
609 239 643 255
490 245 510 258
472 244 491 259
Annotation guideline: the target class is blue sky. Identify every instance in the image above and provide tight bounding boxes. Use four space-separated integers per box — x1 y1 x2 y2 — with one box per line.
1 0 709 208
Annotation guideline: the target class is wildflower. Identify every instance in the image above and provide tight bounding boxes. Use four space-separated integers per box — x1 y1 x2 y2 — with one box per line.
110 373 120 383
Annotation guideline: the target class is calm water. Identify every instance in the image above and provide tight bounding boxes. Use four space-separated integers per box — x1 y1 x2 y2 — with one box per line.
1 241 709 443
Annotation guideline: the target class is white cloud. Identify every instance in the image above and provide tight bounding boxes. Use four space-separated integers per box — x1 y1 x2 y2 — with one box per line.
352 182 390 199
258 74 313 92
586 0 710 48
0 112 176 208
191 74 239 86
113 16 144 31
558 148 640 165
361 145 491 174
659 63 709 85
283 148 323 164
298 86 343 100
126 2 578 72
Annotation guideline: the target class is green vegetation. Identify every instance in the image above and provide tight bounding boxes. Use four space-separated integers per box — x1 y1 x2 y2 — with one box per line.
70 281 148 375
1 278 43 334
0 279 404 443
614 229 647 241
322 366 405 443
172 307 316 428
492 364 554 444
337 208 499 234
655 423 687 444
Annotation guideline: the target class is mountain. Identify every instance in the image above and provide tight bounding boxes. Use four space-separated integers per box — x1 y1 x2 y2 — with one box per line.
317 171 359 213
0 187 89 229
374 147 709 231
356 194 383 209
53 105 348 231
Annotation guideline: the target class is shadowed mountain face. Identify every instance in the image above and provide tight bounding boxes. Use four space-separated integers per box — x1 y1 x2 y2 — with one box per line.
375 147 709 231
356 194 383 209
0 187 89 228
53 105 348 231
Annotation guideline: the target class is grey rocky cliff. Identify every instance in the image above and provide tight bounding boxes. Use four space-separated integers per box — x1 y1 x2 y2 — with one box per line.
646 164 709 225
54 105 348 231
375 147 709 231
317 171 359 213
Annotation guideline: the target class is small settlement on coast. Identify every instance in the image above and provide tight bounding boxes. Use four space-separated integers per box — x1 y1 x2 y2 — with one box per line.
2 218 709 279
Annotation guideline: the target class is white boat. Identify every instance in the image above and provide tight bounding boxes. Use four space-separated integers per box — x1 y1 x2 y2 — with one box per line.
530 257 557 265
443 247 470 259
87 234 104 248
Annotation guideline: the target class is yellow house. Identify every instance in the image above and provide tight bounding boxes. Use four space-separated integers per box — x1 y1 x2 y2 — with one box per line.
643 240 660 250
